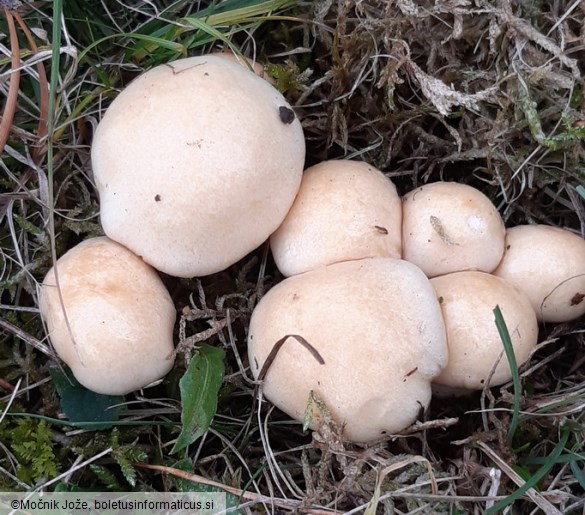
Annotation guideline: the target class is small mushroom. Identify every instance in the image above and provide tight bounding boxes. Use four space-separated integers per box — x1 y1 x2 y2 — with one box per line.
431 271 538 390
92 54 305 278
270 160 402 277
402 182 505 278
248 258 448 443
39 237 176 395
493 224 585 322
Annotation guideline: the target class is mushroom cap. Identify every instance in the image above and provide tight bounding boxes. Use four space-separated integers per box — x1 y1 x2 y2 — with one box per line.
402 182 505 278
247 258 448 443
39 237 176 395
493 225 585 323
213 49 274 83
270 160 402 277
92 55 305 278
431 271 538 390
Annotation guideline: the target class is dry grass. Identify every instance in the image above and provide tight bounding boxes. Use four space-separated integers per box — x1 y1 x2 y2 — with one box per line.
1 0 584 513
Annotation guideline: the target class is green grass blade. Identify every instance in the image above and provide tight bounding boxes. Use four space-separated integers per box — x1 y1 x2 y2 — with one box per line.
187 0 298 26
180 17 240 54
129 0 298 61
493 305 521 444
521 452 585 465
77 33 186 62
48 0 63 250
485 430 569 515
4 412 175 428
570 458 585 490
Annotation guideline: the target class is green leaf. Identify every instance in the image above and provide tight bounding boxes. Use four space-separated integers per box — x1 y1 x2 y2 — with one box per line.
570 458 585 490
172 345 225 454
50 366 124 430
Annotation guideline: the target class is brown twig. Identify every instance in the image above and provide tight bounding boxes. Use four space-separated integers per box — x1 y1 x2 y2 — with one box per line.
0 316 58 360
0 7 21 154
257 334 325 383
133 462 339 514
0 378 14 392
13 9 49 165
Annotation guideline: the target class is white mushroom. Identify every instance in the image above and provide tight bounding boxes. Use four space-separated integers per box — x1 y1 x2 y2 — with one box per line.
402 182 505 278
39 237 176 395
493 224 585 323
92 54 305 278
213 49 274 83
431 271 538 390
247 258 448 443
270 160 402 277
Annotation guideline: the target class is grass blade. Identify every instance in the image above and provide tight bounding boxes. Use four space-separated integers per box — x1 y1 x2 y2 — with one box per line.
493 305 521 444
77 33 186 62
485 430 569 515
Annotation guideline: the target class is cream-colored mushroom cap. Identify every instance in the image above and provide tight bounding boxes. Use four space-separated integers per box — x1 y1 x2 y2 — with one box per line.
92 54 305 278
39 237 176 395
493 224 585 323
248 258 448 443
213 49 274 83
431 271 538 390
402 182 505 278
270 160 402 277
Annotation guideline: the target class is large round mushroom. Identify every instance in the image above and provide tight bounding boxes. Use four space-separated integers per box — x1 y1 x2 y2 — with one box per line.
493 224 585 323
431 271 538 390
39 237 176 395
402 182 505 278
270 160 402 277
247 258 448 443
92 55 305 278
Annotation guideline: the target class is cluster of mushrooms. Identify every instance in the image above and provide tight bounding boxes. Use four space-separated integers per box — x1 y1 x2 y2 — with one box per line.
40 54 585 444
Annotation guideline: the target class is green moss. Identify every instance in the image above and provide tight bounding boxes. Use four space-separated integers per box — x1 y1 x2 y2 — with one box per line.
9 419 60 483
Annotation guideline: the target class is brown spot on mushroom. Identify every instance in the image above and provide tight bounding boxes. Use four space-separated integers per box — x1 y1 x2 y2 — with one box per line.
279 106 295 124
374 225 388 234
403 367 418 382
154 194 161 202
405 367 418 377
430 216 458 246
570 292 585 306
